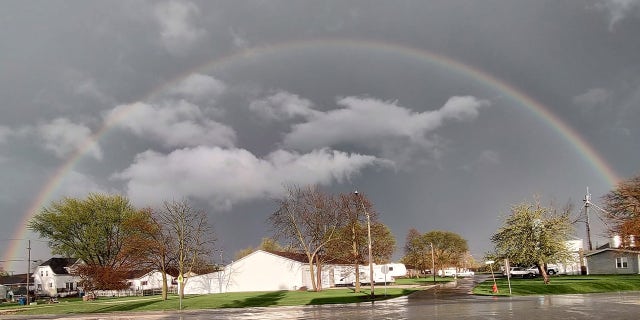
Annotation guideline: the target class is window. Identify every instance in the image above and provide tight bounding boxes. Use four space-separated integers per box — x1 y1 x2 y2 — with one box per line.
48 282 53 288
616 257 628 268
40 270 43 276
141 281 148 286
45 270 48 276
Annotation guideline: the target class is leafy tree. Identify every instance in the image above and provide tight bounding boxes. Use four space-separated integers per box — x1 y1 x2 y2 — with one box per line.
603 174 640 245
269 185 344 291
134 207 176 300
402 229 469 276
423 230 469 276
401 228 431 275
233 238 284 260
28 193 150 291
324 191 378 292
491 200 573 284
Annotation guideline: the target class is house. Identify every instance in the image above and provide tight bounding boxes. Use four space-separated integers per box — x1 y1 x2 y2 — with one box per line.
184 250 339 294
33 258 81 297
126 269 177 291
585 248 640 274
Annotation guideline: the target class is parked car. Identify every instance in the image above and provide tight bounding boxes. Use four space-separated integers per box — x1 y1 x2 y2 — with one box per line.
508 267 537 278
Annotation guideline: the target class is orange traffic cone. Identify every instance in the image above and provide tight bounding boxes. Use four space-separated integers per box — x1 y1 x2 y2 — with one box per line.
492 283 498 293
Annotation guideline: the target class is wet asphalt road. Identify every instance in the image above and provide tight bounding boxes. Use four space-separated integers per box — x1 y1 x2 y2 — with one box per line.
4 276 640 319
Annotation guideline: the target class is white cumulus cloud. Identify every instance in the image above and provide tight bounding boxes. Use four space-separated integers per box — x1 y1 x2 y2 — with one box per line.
113 146 385 210
107 100 236 148
153 0 205 55
283 95 490 151
37 118 102 160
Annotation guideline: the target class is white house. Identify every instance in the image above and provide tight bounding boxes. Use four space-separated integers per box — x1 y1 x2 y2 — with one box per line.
127 270 177 291
184 250 337 294
33 258 81 297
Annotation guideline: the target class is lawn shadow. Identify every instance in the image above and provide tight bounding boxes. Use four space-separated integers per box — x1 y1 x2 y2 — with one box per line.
221 290 288 308
89 298 162 313
307 289 414 305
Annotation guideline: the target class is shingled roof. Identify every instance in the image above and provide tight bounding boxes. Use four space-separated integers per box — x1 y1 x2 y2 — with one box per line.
39 258 79 275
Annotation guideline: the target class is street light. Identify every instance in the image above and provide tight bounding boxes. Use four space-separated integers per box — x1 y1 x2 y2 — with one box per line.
354 190 374 299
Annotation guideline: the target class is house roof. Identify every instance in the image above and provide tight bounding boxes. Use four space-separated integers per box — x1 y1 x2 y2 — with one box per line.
0 273 32 285
39 258 80 274
266 250 352 265
585 247 640 257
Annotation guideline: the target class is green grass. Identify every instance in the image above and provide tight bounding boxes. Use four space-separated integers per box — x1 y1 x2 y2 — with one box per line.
395 276 451 285
474 274 640 296
0 287 420 316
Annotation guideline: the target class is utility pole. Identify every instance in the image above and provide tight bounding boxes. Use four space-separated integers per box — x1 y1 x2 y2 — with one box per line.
584 188 593 251
430 243 436 284
355 190 374 299
26 240 31 303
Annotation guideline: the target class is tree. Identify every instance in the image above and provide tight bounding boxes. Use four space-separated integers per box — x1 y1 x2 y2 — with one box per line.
135 207 176 300
603 174 640 245
233 238 284 260
28 193 150 291
401 228 432 275
422 230 469 276
491 200 573 284
324 191 378 293
269 185 344 291
157 199 214 298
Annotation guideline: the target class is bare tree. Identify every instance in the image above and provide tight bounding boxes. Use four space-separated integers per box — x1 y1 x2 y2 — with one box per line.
269 185 344 291
157 199 214 298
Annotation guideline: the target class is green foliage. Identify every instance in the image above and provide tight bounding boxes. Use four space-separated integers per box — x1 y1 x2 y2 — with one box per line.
423 230 469 272
402 229 469 273
28 193 145 268
491 201 573 268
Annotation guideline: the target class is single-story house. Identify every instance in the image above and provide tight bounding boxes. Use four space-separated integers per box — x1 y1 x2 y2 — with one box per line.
184 250 344 294
585 248 640 274
33 258 81 297
126 269 177 291
0 273 32 296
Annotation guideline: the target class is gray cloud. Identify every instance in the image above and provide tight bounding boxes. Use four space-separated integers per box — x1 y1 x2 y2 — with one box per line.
153 0 206 55
249 91 320 121
595 0 640 30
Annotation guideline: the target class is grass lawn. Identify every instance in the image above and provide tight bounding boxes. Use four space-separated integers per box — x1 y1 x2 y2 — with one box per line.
0 287 420 316
474 274 640 296
395 276 451 285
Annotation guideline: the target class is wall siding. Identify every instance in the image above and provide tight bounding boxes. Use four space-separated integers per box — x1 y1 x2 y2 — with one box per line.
587 250 640 274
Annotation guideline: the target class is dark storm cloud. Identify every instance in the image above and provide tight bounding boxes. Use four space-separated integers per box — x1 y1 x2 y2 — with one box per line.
2 1 639 270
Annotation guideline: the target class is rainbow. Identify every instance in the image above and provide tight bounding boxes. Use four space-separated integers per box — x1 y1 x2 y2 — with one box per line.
2 38 621 271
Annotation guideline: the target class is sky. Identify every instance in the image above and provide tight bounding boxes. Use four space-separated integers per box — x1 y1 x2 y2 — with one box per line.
2 0 640 273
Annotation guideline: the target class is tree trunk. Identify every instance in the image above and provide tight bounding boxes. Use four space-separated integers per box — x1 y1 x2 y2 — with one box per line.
316 255 323 291
537 263 550 284
352 225 361 292
308 256 318 291
161 270 168 300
